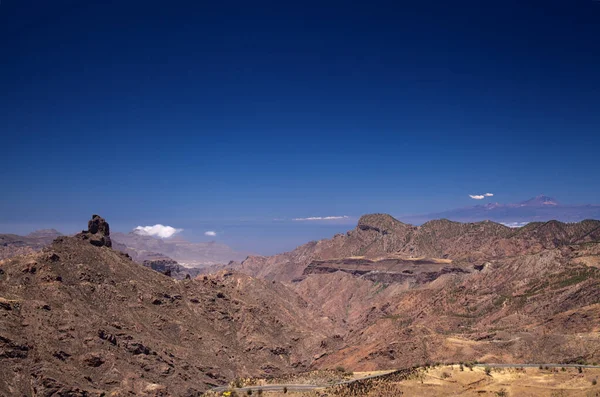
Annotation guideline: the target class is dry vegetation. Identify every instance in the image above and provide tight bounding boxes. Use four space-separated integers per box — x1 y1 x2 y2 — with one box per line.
218 366 600 397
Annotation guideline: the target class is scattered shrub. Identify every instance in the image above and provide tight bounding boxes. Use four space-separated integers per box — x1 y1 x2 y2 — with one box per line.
593 379 597 386
578 367 583 374
283 386 288 394
484 366 492 376
496 388 508 397
247 390 253 396
459 363 464 371
441 371 452 379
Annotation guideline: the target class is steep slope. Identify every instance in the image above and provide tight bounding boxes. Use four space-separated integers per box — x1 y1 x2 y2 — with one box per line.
232 214 600 371
297 242 600 371
0 217 332 396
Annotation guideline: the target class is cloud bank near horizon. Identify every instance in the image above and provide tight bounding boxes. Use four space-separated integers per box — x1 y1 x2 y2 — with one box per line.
134 224 183 238
204 231 217 236
292 215 349 221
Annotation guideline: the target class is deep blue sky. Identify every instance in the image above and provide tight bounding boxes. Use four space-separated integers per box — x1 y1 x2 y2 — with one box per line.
1 0 599 253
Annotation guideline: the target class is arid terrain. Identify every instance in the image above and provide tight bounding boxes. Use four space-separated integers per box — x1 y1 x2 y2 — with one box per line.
2 214 600 395
219 365 600 396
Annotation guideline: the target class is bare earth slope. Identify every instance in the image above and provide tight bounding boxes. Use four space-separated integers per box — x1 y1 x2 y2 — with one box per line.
0 217 331 396
233 214 600 371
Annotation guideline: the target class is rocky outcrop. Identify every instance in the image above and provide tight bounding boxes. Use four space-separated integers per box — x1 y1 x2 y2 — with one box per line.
76 214 112 248
357 213 412 235
141 254 203 279
302 257 470 284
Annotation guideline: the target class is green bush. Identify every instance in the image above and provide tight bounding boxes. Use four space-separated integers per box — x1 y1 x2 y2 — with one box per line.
484 366 492 376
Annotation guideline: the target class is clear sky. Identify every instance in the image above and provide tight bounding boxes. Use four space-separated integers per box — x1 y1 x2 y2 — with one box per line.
1 0 599 253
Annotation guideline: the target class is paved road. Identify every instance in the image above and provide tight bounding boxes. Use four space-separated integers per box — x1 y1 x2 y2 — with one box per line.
211 364 600 394
212 383 322 393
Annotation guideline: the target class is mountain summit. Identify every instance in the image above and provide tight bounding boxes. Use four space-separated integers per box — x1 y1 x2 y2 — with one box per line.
518 194 560 207
403 195 598 224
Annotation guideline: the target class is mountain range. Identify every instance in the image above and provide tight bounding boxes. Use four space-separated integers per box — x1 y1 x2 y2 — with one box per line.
1 214 600 395
401 195 600 225
0 228 248 270
111 231 250 267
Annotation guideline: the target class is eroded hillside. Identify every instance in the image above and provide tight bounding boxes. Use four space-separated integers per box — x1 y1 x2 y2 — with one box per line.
0 217 332 396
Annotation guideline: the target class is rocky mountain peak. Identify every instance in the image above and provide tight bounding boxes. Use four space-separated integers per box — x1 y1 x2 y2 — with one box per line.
520 195 560 207
26 229 63 238
76 214 112 247
357 213 409 234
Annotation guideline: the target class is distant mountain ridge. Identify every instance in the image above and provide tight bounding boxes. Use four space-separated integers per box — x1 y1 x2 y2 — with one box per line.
235 214 600 282
0 229 63 259
402 195 600 225
111 231 250 267
0 228 249 268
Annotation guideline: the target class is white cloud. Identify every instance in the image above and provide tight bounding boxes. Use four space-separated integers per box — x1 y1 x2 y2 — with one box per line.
204 231 217 237
134 224 183 238
469 193 494 199
501 222 529 228
292 216 349 221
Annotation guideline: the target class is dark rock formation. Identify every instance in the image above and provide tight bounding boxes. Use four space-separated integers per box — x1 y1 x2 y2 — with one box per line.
76 215 112 248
